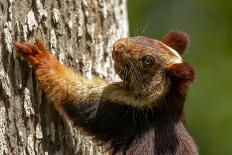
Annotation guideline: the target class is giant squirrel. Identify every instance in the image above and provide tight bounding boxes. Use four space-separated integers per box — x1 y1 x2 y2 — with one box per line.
14 30 198 155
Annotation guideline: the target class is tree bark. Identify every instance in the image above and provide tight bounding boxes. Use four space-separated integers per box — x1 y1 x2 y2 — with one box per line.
0 0 128 154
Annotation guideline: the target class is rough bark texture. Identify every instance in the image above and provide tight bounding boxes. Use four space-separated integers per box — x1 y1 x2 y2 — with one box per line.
0 0 128 154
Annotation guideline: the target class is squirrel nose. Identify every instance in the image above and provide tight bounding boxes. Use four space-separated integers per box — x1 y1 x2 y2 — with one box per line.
112 41 126 59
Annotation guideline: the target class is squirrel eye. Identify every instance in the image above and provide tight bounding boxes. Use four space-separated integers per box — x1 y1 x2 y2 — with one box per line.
142 55 155 66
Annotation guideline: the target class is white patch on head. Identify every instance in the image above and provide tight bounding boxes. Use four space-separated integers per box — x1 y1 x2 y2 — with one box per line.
164 44 183 64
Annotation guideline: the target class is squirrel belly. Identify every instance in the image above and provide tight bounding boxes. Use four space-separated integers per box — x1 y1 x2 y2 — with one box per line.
14 31 198 155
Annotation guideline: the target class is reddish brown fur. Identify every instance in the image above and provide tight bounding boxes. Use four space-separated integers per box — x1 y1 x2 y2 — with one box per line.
15 38 68 106
167 62 195 81
162 30 189 54
15 38 52 68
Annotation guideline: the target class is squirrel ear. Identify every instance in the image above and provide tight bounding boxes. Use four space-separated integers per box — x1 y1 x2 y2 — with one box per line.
167 62 195 81
162 30 189 55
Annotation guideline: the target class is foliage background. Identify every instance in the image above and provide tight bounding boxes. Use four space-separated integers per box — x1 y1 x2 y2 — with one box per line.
128 0 232 154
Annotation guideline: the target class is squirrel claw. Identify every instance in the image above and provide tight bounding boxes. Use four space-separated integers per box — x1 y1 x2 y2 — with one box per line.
35 37 47 52
14 38 50 68
14 42 34 54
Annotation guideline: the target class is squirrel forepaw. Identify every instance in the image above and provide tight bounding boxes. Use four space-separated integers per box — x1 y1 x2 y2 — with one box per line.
14 37 50 68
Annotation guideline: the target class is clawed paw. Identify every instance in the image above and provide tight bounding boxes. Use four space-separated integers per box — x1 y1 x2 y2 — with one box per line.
14 37 49 67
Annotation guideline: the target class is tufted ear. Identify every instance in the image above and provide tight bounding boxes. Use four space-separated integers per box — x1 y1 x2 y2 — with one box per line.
162 30 189 55
167 62 195 82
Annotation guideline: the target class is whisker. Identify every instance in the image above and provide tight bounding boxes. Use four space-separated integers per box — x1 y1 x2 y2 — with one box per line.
123 61 130 81
140 21 150 36
129 60 143 83
136 24 139 36
127 59 144 88
128 63 139 86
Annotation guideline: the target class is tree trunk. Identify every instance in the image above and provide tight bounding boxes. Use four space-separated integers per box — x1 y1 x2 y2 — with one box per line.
0 0 128 154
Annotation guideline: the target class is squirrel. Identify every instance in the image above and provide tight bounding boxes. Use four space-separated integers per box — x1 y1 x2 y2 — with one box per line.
14 30 198 155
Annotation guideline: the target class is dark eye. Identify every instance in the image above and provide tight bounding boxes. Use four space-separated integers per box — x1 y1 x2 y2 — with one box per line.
142 55 155 66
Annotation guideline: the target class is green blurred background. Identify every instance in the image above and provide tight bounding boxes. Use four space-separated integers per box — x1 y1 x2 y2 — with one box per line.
127 0 232 154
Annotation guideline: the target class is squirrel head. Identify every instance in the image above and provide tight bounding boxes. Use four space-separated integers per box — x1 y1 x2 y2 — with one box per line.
112 30 194 89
